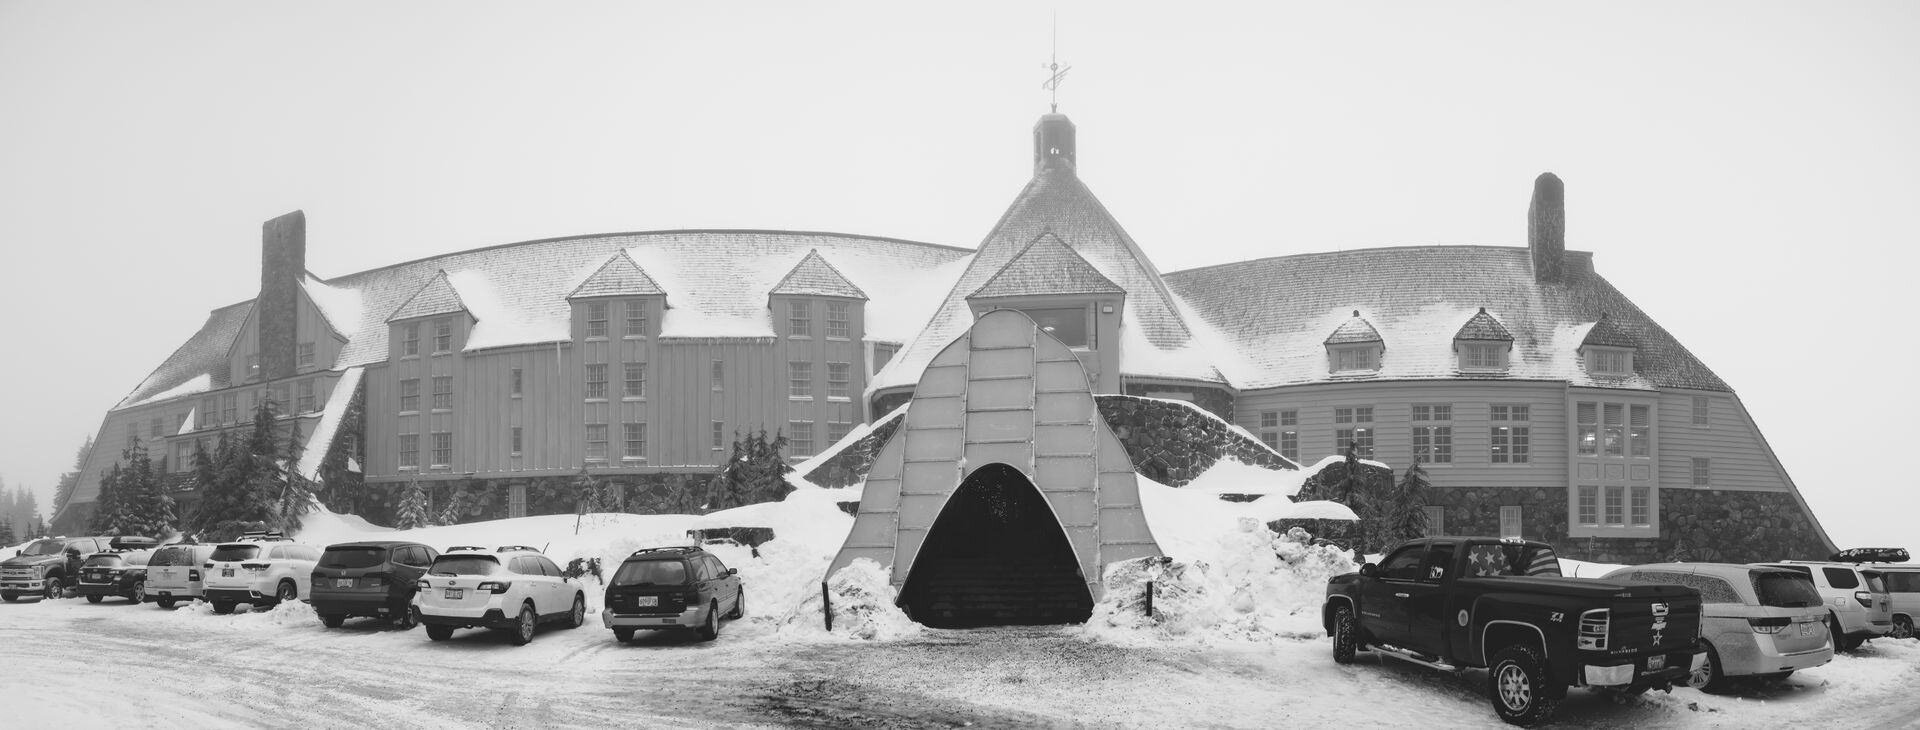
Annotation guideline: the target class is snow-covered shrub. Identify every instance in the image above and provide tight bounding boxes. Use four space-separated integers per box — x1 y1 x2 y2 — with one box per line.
776 558 920 641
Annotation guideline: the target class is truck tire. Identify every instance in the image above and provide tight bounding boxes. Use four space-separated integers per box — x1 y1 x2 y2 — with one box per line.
1489 644 1559 727
0 592 15 602
1331 604 1359 664
43 578 63 600
86 594 103 604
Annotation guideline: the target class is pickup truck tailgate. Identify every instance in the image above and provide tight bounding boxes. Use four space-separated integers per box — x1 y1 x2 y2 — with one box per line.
1599 586 1701 656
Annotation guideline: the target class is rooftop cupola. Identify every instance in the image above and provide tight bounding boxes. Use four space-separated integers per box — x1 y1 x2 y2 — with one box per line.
1034 113 1077 172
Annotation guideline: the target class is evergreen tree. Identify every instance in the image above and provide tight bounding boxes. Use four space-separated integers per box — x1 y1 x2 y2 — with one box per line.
14 485 37 541
275 415 312 532
90 462 127 534
0 513 17 546
0 487 13 540
394 477 430 529
51 436 90 518
1385 460 1432 545
241 399 287 526
117 438 177 538
189 437 223 532
27 513 47 539
704 429 794 511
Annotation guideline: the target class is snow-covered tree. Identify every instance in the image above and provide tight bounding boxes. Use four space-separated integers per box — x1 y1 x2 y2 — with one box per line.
1384 460 1432 544
51 435 89 518
394 477 431 529
89 462 129 535
704 429 794 511
0 513 17 545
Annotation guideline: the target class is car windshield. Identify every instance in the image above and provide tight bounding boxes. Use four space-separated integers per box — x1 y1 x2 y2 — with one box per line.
82 555 123 568
149 547 199 567
19 539 67 556
612 559 688 586
1752 571 1823 608
430 555 502 576
209 545 261 562
320 547 388 569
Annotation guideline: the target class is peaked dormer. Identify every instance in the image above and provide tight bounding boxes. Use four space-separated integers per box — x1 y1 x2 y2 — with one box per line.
1579 313 1637 377
966 231 1125 391
1454 307 1514 373
569 250 667 340
1324 310 1384 374
386 270 471 357
769 249 867 341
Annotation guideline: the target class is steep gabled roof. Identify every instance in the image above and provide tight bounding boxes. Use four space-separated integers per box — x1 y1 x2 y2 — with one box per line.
1324 311 1383 345
768 249 867 300
1580 313 1638 349
1455 308 1514 342
567 250 666 300
385 270 467 322
969 231 1123 299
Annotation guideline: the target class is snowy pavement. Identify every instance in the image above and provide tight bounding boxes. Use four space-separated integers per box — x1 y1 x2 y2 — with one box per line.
3 593 1916 729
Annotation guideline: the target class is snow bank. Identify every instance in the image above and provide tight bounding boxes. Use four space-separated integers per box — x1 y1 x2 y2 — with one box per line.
1088 519 1357 644
774 558 920 641
160 596 321 632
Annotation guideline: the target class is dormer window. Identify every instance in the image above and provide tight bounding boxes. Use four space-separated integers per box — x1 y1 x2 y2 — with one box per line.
1324 310 1383 374
1019 306 1090 347
1578 313 1637 377
1330 344 1380 372
1460 343 1507 370
1585 347 1633 376
1453 308 1514 373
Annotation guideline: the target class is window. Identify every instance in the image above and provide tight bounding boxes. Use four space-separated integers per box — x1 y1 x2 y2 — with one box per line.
1500 506 1523 539
399 434 419 469
1491 404 1530 464
510 426 523 456
712 421 725 450
789 362 813 398
1334 406 1374 458
788 300 811 337
1280 410 1297 427
1018 307 1089 347
399 379 420 412
1692 457 1710 486
1461 342 1507 370
624 362 646 398
1423 505 1446 536
1259 411 1277 429
1259 432 1279 450
431 431 451 467
1280 431 1298 462
1603 403 1624 456
433 318 453 353
827 362 850 399
1629 404 1651 457
790 420 814 456
623 423 646 460
1379 545 1425 581
297 379 317 413
585 424 608 461
1411 404 1452 464
297 342 315 369
172 441 191 471
585 364 608 399
711 360 724 391
221 394 237 425
402 323 420 356
828 421 853 443
1604 485 1625 525
586 302 608 338
826 301 850 338
1330 345 1380 372
200 396 217 429
1577 485 1598 525
271 382 289 410
431 376 452 410
149 417 164 438
1587 347 1631 375
1577 402 1596 455
624 300 648 337
1823 567 1860 590
1630 486 1650 526
510 368 522 397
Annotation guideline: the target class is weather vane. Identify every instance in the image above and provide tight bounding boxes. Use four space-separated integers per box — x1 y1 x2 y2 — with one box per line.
1041 14 1070 113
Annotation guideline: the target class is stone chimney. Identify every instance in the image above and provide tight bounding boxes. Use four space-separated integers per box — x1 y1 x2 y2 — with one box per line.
258 210 306 381
1033 113 1077 172
1528 173 1565 283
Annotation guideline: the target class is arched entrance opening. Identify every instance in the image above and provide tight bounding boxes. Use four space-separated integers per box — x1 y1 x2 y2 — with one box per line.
900 463 1094 628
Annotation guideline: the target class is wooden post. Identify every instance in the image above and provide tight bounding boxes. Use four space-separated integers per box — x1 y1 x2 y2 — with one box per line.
822 581 834 632
1145 580 1155 618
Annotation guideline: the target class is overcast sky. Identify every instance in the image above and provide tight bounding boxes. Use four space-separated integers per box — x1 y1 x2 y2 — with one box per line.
2 1 1914 549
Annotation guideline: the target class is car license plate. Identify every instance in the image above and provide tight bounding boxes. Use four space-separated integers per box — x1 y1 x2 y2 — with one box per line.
636 596 658 607
1800 622 1815 637
222 569 234 577
335 578 354 588
445 588 464 599
1647 655 1665 671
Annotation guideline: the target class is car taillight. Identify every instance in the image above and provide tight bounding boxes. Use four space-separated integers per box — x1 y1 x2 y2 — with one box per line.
477 581 511 594
1854 591 1873 608
416 579 430 591
203 563 214 570
682 590 702 604
1578 608 1610 650
241 562 269 571
1747 617 1792 634
188 570 201 581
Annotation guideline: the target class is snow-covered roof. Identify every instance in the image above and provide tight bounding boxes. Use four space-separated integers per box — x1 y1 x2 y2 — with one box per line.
1455 307 1513 342
567 250 666 300
968 231 1123 299
768 249 868 300
1323 312 1383 345
385 270 469 322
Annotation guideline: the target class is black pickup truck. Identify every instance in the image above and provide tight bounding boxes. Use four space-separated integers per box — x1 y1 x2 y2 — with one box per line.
1324 537 1705 726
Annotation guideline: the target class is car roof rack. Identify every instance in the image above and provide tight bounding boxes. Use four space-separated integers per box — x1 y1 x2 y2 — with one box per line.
237 530 288 542
628 546 700 557
496 545 541 554
444 545 489 553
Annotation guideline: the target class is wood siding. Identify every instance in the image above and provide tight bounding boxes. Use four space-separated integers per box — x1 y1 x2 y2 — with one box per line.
1657 389 1792 493
224 286 347 383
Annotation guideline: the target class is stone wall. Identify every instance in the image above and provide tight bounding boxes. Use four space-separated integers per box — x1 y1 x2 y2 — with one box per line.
1119 382 1234 421
1094 394 1292 487
1427 486 1828 564
360 470 713 527
1428 486 1570 548
801 411 905 488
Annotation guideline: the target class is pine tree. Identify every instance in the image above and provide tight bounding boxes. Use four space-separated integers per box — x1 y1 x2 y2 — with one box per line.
51 436 91 520
705 429 795 511
0 487 13 541
90 462 127 535
275 415 312 532
189 437 223 532
394 476 430 529
1385 460 1432 545
118 438 177 538
27 513 47 539
15 485 38 541
0 514 17 545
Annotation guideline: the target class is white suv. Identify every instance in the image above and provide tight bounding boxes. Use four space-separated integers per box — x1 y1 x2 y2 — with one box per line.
1756 561 1894 651
202 533 321 614
414 546 587 645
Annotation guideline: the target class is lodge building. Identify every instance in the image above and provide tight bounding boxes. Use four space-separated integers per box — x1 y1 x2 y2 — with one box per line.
55 111 1834 564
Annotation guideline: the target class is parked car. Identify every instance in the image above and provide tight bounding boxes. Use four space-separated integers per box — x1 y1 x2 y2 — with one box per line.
1601 563 1831 692
144 543 218 608
73 538 160 604
1325 537 1704 726
1754 560 1893 650
202 532 321 614
603 546 745 643
1 536 113 601
310 541 440 629
1862 565 1918 639
414 546 586 645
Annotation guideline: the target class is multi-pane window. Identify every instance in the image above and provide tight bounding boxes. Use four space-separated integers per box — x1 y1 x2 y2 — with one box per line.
1259 432 1278 450
433 318 453 353
827 362 851 399
624 362 646 398
624 300 648 337
586 302 609 338
272 382 289 411
297 342 315 369
712 421 725 450
1331 345 1380 372
510 368 523 397
1579 400 1649 458
297 379 317 413
173 441 191 471
1499 506 1523 539
428 376 450 410
1411 405 1453 464
789 362 813 398
1461 343 1506 370
510 426 523 456
1692 457 1710 486
711 360 724 391
790 420 814 456
1424 505 1446 536
1692 396 1709 426
1604 485 1625 525
788 300 811 336
1334 406 1374 458
826 302 850 339
402 323 420 356
623 423 647 460
1629 405 1651 457
431 432 452 467
873 343 899 372
585 364 608 399
1260 411 1277 428
585 424 608 461
1603 403 1625 456
399 379 420 412
221 394 237 425
1577 486 1598 525
1491 404 1531 464
1280 410 1297 427
1630 486 1650 526
1577 402 1597 455
246 354 260 380
1280 431 1298 462
399 434 420 469
1587 348 1631 375
200 396 218 429
150 417 165 438
509 485 527 519
1020 307 1089 347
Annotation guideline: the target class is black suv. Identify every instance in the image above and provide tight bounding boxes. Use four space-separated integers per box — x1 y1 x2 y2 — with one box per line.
310 541 441 629
603 546 744 642
73 537 160 604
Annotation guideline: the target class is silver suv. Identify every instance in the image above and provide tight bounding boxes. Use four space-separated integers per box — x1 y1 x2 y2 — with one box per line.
1754 561 1893 651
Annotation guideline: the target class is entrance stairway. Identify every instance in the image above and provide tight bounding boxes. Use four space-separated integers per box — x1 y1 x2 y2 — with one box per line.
905 555 1092 628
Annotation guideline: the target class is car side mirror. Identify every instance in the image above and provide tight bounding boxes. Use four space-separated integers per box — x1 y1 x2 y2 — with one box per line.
727 568 738 576
1359 563 1377 578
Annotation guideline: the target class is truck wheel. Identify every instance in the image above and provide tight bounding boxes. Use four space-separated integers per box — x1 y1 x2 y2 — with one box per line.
1331 604 1359 664
86 594 103 604
1689 641 1731 694
1489 644 1559 727
43 579 63 600
0 592 15 602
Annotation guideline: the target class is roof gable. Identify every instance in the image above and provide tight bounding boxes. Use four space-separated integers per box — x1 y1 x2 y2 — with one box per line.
1581 313 1638 349
1324 311 1383 345
968 231 1124 299
385 270 468 322
1455 308 1514 342
768 249 867 300
567 250 665 300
